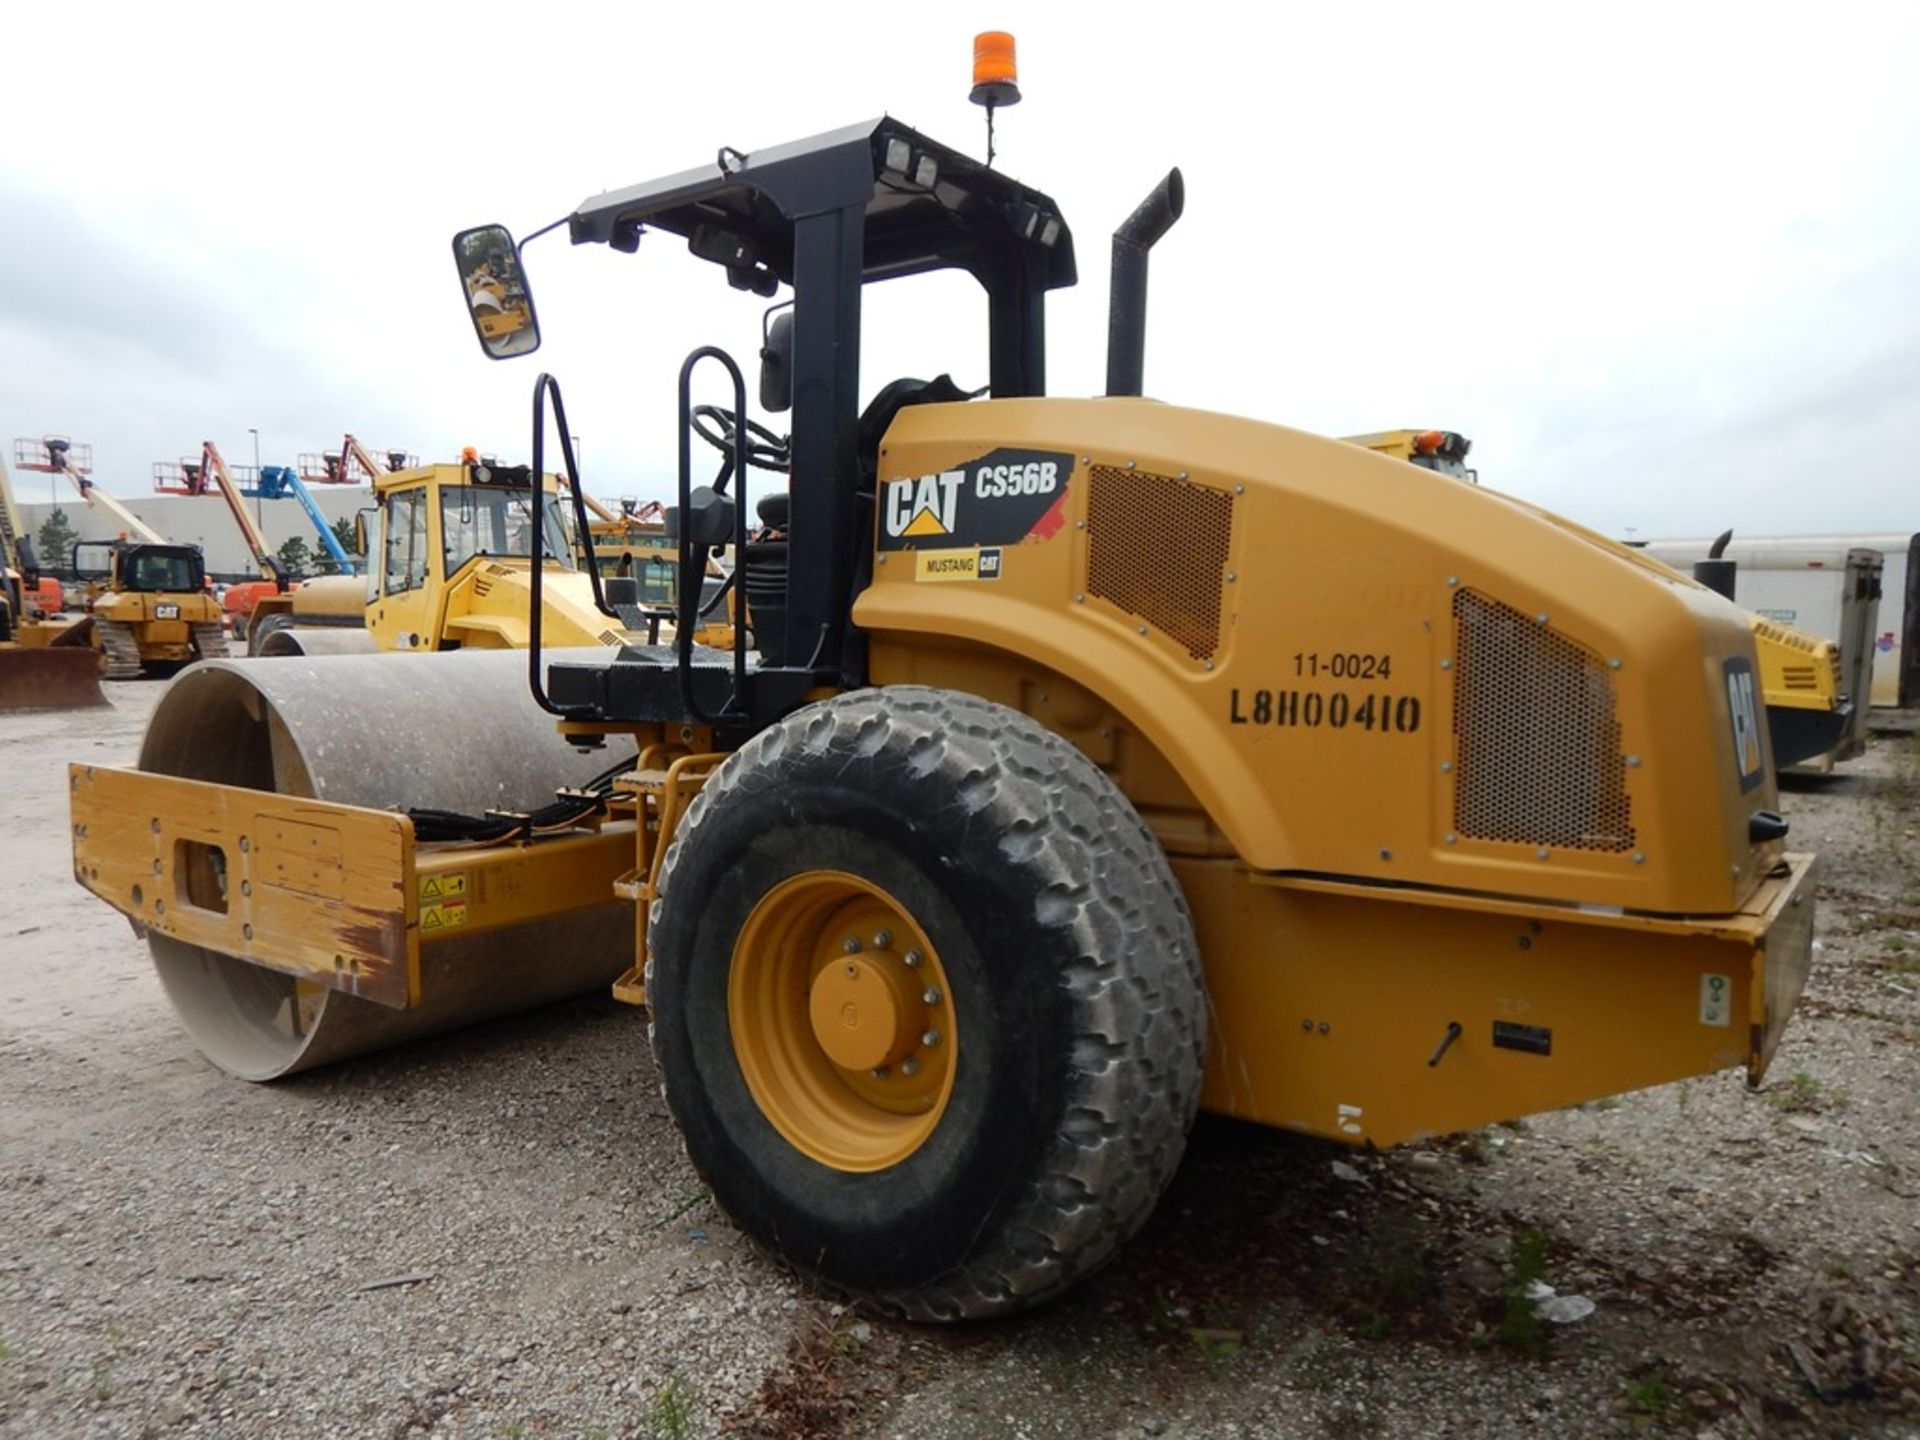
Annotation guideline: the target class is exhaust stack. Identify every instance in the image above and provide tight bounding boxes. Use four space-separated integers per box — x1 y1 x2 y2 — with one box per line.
1693 528 1738 601
1106 169 1185 398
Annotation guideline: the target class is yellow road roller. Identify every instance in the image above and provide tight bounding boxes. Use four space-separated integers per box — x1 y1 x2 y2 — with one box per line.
72 117 1815 1320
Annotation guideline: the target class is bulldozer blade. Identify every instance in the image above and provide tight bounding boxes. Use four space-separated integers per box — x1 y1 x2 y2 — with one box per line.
0 644 109 712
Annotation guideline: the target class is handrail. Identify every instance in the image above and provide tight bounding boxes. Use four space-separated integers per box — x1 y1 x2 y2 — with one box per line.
527 372 606 718
675 347 751 725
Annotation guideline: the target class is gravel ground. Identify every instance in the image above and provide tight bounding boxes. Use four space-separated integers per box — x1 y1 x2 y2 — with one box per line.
2 684 1916 1439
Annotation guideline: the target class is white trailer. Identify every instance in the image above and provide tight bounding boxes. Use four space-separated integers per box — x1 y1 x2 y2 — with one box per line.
1636 534 1917 710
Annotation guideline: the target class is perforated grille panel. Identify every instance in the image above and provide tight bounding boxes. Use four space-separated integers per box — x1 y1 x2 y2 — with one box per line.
1086 466 1235 659
1451 589 1635 852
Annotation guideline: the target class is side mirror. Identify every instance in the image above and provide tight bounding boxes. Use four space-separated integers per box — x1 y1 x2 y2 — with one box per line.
71 541 109 580
452 225 541 359
352 507 375 557
760 308 794 414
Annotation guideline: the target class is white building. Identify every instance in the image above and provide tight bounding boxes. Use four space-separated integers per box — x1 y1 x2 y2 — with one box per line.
19 488 375 578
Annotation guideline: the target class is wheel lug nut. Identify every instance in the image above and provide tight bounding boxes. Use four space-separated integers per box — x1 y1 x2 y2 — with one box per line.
870 1065 889 1079
903 949 922 968
921 1029 941 1048
901 1057 921 1077
842 936 862 954
922 987 942 1006
871 929 892 949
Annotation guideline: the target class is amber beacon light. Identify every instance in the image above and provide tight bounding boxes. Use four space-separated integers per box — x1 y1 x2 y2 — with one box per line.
970 31 1021 106
970 31 1021 164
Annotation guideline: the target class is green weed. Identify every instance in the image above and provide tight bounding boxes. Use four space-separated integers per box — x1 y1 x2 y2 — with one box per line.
1768 1069 1827 1113
644 1374 697 1440
1498 1227 1550 1356
1624 1374 1676 1419
1187 1326 1243 1365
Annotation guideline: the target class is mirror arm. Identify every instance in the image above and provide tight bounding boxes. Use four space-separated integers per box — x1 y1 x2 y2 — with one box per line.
516 215 570 255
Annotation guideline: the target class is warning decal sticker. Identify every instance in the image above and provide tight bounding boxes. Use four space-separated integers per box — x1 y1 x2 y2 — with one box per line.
419 872 470 932
1699 973 1732 1027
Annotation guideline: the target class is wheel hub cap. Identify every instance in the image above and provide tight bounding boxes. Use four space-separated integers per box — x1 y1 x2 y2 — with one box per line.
729 871 957 1172
807 955 922 1072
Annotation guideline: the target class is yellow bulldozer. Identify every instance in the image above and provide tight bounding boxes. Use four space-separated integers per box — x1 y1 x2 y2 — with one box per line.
0 447 107 711
72 116 1815 1321
12 437 227 679
69 539 229 677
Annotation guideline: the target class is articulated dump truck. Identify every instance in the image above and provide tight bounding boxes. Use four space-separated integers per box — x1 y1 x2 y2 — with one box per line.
70 116 1815 1321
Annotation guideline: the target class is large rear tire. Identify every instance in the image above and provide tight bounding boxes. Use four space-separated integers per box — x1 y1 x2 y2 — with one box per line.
647 686 1205 1320
245 612 293 657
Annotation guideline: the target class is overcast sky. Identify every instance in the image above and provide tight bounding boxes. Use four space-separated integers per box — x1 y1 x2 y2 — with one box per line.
4 2 1916 538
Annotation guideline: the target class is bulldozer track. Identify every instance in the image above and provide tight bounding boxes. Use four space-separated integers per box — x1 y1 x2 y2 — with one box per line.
191 622 231 662
94 620 145 680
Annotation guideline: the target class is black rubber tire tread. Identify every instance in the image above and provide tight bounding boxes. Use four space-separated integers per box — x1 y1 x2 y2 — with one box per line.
647 685 1206 1321
246 613 293 658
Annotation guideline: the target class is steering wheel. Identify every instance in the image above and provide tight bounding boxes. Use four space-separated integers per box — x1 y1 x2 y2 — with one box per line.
691 404 790 473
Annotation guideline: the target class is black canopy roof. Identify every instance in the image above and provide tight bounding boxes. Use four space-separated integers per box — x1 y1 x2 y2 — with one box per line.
567 116 1076 292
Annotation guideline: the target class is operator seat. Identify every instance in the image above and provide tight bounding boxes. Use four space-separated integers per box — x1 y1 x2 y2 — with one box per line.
741 377 978 667
742 491 792 664
855 374 978 485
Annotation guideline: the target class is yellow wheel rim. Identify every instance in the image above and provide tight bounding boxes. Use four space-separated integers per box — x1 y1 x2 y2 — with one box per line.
729 870 957 1172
